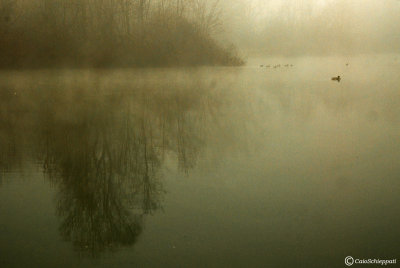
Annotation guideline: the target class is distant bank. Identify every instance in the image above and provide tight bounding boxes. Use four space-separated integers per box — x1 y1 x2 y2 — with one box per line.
0 0 244 69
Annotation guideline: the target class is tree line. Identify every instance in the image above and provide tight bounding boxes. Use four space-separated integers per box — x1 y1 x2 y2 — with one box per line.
0 0 243 68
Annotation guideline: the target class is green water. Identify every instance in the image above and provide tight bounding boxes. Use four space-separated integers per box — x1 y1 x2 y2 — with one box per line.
0 55 399 267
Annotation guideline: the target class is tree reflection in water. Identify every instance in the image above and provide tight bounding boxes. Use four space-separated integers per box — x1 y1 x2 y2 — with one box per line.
0 73 224 256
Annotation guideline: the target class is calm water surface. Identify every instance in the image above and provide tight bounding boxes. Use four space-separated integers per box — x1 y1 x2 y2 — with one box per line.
1 56 399 267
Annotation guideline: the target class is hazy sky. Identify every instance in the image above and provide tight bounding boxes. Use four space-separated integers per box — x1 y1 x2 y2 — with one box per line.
220 0 400 56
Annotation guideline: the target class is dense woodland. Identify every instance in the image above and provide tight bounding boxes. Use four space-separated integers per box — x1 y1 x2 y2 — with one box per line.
0 0 244 68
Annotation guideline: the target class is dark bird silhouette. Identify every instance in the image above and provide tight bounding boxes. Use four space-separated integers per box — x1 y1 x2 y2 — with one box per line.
331 76 341 82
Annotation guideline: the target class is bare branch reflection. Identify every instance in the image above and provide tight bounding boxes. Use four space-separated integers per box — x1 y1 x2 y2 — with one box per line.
17 73 224 256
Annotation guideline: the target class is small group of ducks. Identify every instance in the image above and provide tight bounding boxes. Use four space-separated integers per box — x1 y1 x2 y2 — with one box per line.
260 64 294 68
260 62 345 82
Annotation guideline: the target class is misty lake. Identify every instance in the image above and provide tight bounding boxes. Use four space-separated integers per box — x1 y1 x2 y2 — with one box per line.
0 55 399 267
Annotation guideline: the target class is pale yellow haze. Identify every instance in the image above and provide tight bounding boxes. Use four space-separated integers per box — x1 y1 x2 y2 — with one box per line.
222 0 400 56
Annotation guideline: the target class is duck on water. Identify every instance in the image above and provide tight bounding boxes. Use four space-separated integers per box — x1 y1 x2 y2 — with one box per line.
331 76 341 82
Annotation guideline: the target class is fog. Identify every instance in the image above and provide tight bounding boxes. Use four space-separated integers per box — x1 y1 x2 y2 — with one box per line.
221 0 400 56
0 0 243 68
2 0 399 68
0 1 399 267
